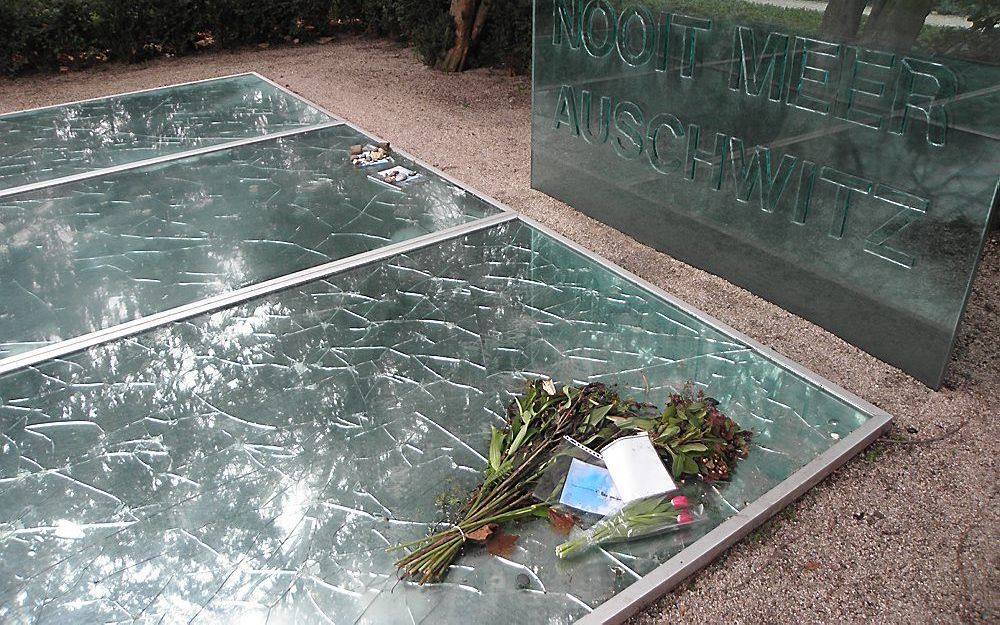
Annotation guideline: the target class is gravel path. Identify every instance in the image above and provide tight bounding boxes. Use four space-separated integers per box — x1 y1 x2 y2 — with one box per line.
1 36 996 624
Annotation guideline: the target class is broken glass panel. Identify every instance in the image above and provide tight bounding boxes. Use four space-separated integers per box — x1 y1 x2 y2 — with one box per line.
0 125 500 359
0 74 334 191
0 220 877 624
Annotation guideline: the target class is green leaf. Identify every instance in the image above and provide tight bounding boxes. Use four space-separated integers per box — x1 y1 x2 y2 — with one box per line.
656 425 680 440
530 505 552 519
676 443 708 453
683 454 700 475
623 496 662 517
671 452 686 477
508 421 530 455
628 418 658 431
587 404 613 426
488 427 504 471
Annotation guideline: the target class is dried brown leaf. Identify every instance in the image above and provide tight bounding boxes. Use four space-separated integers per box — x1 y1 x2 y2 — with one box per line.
547 508 577 535
486 530 519 557
803 561 821 571
466 524 495 542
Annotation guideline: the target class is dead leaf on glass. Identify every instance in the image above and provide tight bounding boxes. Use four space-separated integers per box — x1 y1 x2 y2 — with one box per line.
466 524 495 542
547 508 577 535
486 529 519 557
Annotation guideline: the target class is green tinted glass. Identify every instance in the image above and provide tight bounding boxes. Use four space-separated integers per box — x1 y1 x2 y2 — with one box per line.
531 0 998 387
0 74 333 191
0 125 499 358
0 221 876 624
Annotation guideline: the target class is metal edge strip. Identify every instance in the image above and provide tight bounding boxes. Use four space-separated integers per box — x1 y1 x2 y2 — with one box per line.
249 72 344 122
0 211 517 376
0 72 256 118
575 409 891 625
0 121 344 199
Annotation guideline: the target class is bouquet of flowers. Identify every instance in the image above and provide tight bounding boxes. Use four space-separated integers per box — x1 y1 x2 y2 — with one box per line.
390 380 751 582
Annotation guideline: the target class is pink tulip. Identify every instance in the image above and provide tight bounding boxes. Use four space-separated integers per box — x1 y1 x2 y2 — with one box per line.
671 495 689 509
677 511 694 525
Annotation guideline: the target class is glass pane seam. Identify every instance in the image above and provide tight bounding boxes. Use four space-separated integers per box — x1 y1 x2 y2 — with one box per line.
0 211 517 376
0 120 346 199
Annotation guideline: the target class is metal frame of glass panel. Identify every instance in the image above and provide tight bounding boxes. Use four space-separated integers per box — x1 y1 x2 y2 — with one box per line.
0 75 892 624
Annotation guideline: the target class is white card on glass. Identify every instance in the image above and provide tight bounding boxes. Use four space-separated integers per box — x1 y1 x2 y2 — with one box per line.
599 434 677 502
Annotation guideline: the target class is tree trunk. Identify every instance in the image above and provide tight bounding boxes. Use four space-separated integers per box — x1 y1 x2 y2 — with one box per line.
859 0 935 52
437 0 491 72
820 0 868 43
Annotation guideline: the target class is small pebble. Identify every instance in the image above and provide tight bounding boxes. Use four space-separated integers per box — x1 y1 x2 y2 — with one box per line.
906 426 918 434
515 573 530 589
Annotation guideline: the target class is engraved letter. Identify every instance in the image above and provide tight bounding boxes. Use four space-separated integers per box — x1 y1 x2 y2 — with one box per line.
613 100 645 159
617 5 655 66
819 167 873 239
729 138 798 212
580 90 611 144
792 160 817 225
729 27 789 102
647 113 685 174
837 48 894 131
685 124 727 190
890 57 956 147
865 184 929 268
788 37 842 115
672 15 712 79
553 85 580 135
583 0 618 58
654 12 672 73
553 0 582 48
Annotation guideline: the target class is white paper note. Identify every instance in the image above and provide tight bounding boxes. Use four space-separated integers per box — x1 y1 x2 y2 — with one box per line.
600 434 677 502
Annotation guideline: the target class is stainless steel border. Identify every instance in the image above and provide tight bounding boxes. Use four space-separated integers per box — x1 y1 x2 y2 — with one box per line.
0 72 255 118
0 211 517 376
0 121 344 199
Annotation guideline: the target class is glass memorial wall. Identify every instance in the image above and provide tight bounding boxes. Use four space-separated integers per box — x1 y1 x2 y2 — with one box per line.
531 0 999 388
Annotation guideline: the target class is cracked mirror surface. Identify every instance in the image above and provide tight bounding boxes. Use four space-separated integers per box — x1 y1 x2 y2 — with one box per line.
0 220 877 625
0 74 334 192
0 125 500 359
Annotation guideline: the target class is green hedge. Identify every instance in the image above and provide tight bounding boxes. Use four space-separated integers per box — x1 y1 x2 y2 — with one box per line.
2 0 995 76
0 0 532 75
